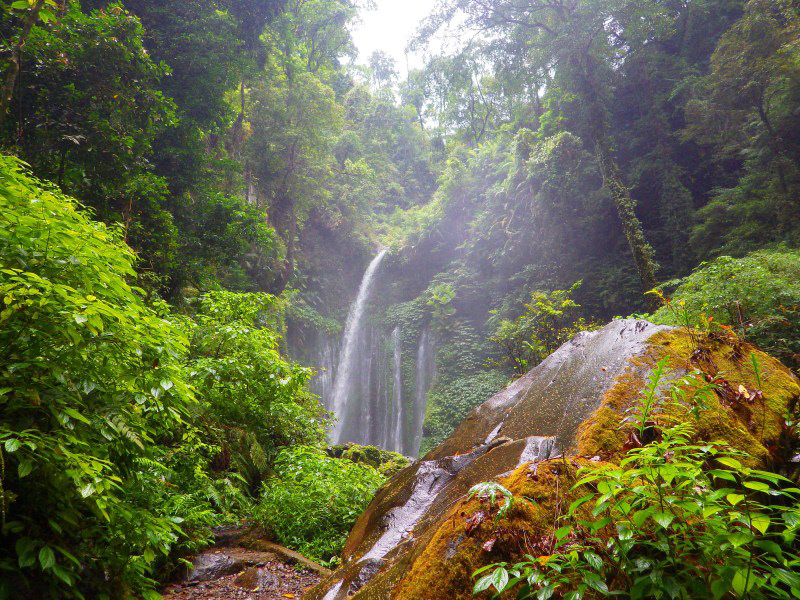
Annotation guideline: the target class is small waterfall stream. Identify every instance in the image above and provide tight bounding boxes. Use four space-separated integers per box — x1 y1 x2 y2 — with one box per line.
411 327 434 456
389 327 404 453
329 249 388 444
311 335 337 411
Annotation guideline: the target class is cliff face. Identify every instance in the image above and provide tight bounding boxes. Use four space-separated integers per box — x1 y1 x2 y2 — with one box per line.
307 320 800 600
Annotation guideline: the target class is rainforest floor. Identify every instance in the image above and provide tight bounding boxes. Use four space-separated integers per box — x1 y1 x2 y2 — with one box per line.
162 527 323 600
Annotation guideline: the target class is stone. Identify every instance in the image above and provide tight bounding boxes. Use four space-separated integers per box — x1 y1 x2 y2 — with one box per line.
186 552 244 582
307 320 800 599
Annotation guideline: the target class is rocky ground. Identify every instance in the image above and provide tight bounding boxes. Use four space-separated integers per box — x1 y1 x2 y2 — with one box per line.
162 527 325 600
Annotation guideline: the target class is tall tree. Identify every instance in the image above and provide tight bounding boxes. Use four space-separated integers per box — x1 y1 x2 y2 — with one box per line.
0 0 55 126
420 0 665 297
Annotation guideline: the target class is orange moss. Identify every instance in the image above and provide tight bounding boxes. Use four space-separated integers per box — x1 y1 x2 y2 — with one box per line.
392 459 606 600
576 328 799 466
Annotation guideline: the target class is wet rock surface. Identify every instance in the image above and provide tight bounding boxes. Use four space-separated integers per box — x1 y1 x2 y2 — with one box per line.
306 319 800 599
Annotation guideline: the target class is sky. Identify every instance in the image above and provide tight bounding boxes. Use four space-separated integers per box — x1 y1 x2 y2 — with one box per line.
350 0 436 74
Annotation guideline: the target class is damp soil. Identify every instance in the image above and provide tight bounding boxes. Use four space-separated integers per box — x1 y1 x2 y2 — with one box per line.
162 549 320 600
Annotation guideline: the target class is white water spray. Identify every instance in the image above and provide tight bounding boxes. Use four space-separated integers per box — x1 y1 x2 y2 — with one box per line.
329 249 388 444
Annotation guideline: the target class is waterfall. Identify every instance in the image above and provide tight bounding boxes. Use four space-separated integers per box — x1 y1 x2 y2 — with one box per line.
329 249 388 444
311 334 337 411
389 327 404 453
411 327 434 456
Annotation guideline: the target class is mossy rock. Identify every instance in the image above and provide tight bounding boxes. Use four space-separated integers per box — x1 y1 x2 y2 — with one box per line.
308 320 800 600
329 443 411 477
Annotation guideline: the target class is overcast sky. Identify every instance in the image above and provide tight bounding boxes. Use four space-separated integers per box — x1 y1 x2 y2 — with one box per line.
350 0 435 74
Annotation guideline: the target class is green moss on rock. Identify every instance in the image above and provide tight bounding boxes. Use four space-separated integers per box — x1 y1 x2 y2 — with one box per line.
328 443 411 477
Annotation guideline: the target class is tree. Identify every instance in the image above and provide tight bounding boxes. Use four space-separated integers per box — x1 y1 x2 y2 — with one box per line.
0 0 58 126
685 0 800 253
420 0 664 297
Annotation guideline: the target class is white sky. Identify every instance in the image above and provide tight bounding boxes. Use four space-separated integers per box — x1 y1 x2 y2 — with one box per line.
350 0 436 74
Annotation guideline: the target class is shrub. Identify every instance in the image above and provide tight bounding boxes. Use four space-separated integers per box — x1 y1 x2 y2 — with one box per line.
421 371 507 455
257 446 385 564
0 156 192 597
650 250 800 372
185 290 327 489
489 281 594 376
474 360 800 600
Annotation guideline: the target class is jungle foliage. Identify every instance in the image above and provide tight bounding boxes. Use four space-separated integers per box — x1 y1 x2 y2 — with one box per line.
2 0 800 595
0 157 330 598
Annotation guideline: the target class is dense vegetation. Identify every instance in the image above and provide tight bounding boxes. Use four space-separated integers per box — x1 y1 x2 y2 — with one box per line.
1 0 799 597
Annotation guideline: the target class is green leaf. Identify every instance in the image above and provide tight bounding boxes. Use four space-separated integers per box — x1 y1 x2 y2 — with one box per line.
652 512 674 528
632 507 652 527
754 539 783 559
568 493 594 513
584 552 603 571
39 546 55 570
743 481 769 492
750 514 770 534
717 457 742 470
4 438 21 453
18 459 33 478
726 493 745 506
63 407 90 424
491 567 509 592
732 569 755 595
50 564 73 586
11 1 30 10
15 537 36 568
473 573 495 594
728 531 754 548
555 525 572 541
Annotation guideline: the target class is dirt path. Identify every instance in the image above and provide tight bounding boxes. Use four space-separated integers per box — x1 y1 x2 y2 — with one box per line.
162 528 324 599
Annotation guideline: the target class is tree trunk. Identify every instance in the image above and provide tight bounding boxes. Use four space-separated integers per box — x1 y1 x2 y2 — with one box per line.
0 0 47 127
594 137 659 297
580 55 659 303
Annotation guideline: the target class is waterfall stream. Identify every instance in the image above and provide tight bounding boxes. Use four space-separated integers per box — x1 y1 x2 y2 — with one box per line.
389 327 404 453
411 327 434 456
329 249 388 444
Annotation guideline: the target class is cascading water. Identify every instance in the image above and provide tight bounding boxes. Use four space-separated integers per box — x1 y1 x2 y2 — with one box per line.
329 249 388 444
389 327 404 453
411 326 434 456
311 334 337 411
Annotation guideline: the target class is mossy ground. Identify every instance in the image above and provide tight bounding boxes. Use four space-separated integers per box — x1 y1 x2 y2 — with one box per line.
392 458 605 600
328 443 411 477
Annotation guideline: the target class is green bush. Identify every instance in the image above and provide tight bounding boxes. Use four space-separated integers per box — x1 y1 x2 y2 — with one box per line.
650 250 800 372
489 281 593 376
257 446 385 564
185 290 326 486
0 155 193 598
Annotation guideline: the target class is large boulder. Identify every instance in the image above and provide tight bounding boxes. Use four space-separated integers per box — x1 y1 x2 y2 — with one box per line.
307 320 800 600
